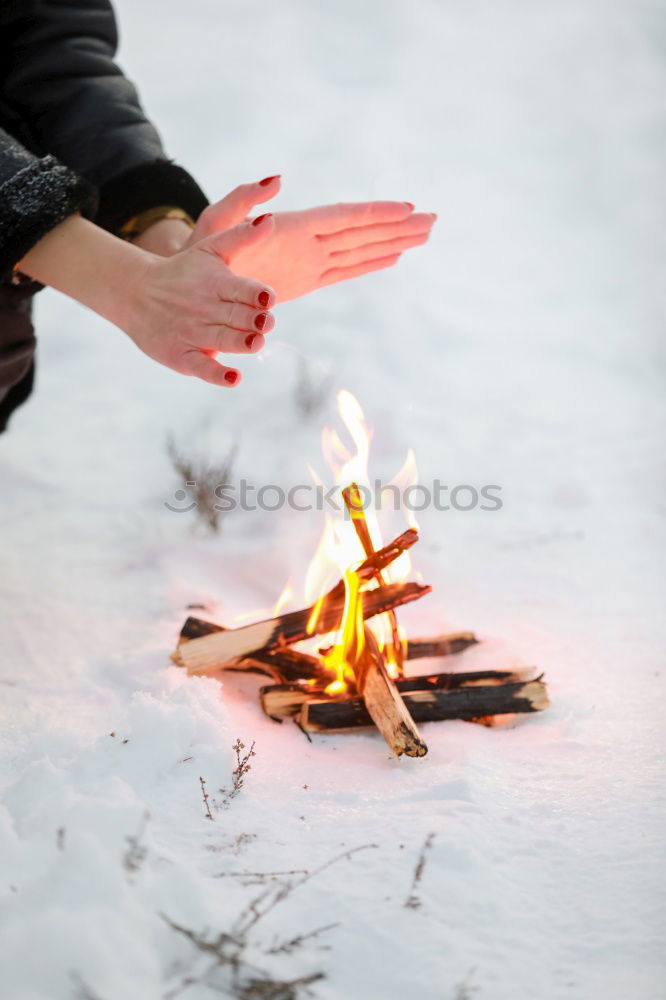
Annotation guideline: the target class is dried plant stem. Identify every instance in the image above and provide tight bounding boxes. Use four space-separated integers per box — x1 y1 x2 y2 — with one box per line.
405 832 436 909
199 776 213 821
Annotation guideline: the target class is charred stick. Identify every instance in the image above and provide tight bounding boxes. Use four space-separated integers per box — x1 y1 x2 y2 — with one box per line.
355 527 418 580
406 633 479 659
172 581 431 673
260 667 539 719
298 679 549 732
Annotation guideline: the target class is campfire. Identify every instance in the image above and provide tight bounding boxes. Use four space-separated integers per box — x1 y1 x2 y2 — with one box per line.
172 393 549 757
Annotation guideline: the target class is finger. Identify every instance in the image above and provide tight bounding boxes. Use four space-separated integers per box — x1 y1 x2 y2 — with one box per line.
304 201 414 235
197 176 281 233
320 252 402 287
318 212 436 252
328 232 430 268
216 275 277 310
213 300 275 334
204 329 266 355
184 351 242 387
200 213 275 267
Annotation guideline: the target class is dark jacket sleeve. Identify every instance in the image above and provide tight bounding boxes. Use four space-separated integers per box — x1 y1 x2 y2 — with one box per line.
0 126 96 277
0 0 208 236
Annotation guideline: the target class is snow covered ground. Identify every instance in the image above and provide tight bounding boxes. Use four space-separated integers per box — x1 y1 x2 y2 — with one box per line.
1 1 665 997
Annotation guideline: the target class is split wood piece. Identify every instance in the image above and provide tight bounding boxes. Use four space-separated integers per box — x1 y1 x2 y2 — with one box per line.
298 678 549 733
176 617 328 681
260 667 538 719
342 482 404 674
172 581 431 673
350 627 428 758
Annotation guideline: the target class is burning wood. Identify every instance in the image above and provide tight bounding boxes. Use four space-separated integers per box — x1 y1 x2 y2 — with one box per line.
350 627 428 756
299 678 549 732
177 616 479 678
342 483 405 674
173 579 430 674
260 667 540 718
170 392 549 757
177 618 329 682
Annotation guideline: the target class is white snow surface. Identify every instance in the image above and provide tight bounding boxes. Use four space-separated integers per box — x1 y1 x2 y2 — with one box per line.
1 1 665 998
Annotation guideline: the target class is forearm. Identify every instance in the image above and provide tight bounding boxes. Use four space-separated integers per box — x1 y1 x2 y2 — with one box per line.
18 215 151 330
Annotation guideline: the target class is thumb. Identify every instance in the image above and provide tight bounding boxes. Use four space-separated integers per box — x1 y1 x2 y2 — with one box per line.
196 176 281 235
199 213 275 265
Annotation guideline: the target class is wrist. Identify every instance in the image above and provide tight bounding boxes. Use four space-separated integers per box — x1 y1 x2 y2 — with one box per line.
18 215 159 333
131 218 193 256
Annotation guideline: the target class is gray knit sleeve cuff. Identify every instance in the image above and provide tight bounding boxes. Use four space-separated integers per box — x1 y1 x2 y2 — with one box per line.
0 154 97 280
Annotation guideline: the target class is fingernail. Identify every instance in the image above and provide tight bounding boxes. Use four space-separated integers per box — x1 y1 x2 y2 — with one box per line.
254 312 268 331
252 213 272 227
259 175 280 186
224 371 239 385
245 334 261 350
404 202 415 210
258 290 271 307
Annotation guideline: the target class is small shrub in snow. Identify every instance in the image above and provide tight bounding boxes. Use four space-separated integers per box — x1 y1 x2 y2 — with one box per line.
166 433 238 533
293 357 333 420
123 812 149 876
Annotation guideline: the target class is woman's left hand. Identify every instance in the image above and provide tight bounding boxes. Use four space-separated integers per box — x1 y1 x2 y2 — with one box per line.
185 176 437 303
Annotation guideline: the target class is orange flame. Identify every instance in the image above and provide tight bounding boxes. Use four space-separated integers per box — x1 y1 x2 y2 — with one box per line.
321 569 365 693
300 391 419 689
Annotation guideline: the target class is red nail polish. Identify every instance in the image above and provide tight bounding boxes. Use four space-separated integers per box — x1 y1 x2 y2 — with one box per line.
254 312 267 331
245 333 260 349
259 175 280 186
252 213 272 227
404 202 415 211
224 371 239 385
258 290 270 307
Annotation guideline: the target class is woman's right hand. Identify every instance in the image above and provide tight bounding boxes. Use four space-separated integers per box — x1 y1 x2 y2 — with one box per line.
121 213 277 387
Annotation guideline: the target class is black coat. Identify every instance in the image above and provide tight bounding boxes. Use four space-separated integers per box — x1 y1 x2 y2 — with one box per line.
0 0 208 280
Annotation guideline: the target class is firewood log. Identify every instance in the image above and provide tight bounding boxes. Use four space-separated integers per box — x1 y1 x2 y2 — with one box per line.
349 627 428 758
172 582 431 673
176 619 327 681
260 667 538 719
298 678 549 732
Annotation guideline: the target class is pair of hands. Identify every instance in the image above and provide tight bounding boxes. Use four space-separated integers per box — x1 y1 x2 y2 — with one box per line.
125 176 436 387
